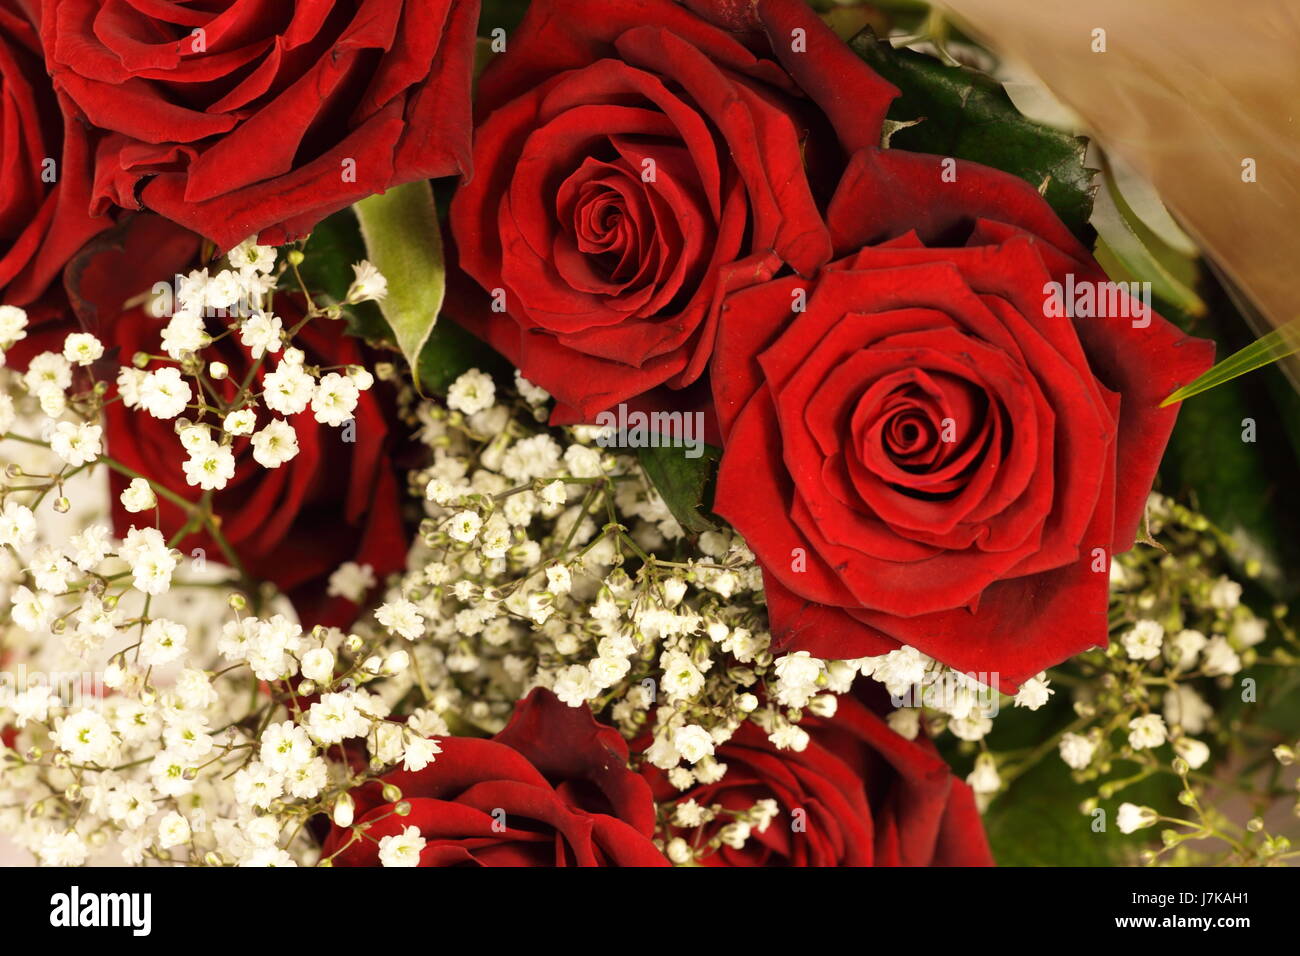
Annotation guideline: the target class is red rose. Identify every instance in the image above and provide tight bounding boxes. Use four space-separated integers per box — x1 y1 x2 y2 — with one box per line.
642 694 992 866
711 150 1215 685
47 215 409 628
39 0 478 251
448 0 897 423
0 0 107 306
322 689 670 866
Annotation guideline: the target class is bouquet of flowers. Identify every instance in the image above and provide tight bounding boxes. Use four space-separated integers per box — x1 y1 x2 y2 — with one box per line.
1 0 1297 871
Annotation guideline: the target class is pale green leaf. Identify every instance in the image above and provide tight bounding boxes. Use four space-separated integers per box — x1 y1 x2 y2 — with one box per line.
354 180 445 390
1090 163 1205 318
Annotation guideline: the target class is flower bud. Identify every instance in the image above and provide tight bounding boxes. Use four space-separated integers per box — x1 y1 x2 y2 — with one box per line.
332 793 355 828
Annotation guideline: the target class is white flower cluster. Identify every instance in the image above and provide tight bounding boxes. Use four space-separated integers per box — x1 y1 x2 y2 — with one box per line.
0 244 454 866
1050 492 1274 786
355 369 986 863
969 490 1300 865
112 239 381 488
0 415 450 866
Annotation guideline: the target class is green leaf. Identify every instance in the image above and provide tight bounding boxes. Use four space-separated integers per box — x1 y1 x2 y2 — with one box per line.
416 321 510 395
1162 316 1300 407
354 180 446 392
983 750 1178 866
848 30 1097 237
637 444 722 535
1091 162 1206 321
1104 154 1197 258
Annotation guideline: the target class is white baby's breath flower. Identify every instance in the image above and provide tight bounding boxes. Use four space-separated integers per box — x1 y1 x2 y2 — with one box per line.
239 311 284 359
447 510 482 543
157 811 192 849
183 439 236 490
177 422 212 452
402 736 441 772
120 526 178 594
161 310 207 359
1164 684 1213 734
38 831 88 867
1208 577 1242 610
347 261 388 303
120 477 157 513
232 762 284 810
203 269 243 310
24 351 72 396
1232 614 1267 648
1171 628 1208 667
150 749 196 798
251 419 299 468
138 366 192 419
768 724 810 751
223 407 257 436
1127 714 1168 750
1122 619 1165 661
673 725 715 764
0 303 29 344
260 720 313 774
117 366 147 408
37 381 66 417
378 825 425 867
1174 736 1211 769
327 561 375 602
262 362 314 416
552 663 596 707
375 599 425 641
301 647 336 683
310 372 358 427
966 754 1001 794
57 709 116 765
514 370 549 405
1059 731 1096 769
11 685 54 727
1014 673 1053 710
1202 636 1242 677
228 237 277 274
1116 803 1158 834
140 618 188 667
62 332 104 366
0 501 37 548
447 368 496 416
539 480 566 508
11 585 51 632
886 708 920 740
69 524 111 569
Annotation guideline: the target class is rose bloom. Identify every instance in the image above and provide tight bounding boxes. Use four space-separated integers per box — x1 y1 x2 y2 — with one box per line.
448 0 897 424
36 215 407 628
322 689 670 867
0 0 107 306
711 144 1214 683
643 694 991 866
39 0 478 250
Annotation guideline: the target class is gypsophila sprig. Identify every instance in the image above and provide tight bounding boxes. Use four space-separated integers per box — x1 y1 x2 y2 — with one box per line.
965 491 1300 865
